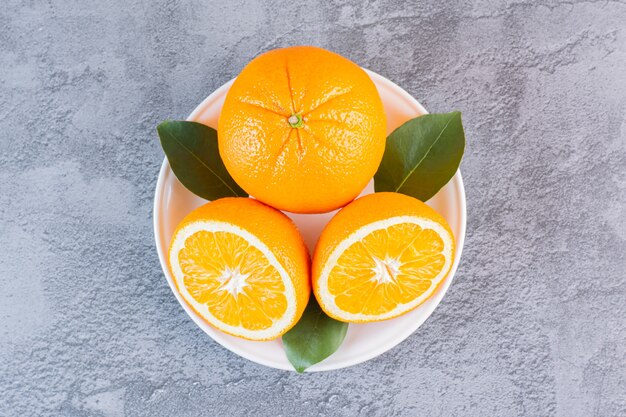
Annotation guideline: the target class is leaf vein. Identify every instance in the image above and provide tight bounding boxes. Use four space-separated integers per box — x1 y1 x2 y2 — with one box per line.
394 114 456 194
167 127 240 197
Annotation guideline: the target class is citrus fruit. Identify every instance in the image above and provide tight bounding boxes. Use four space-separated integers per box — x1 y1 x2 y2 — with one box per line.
218 46 387 214
167 198 310 340
312 192 455 323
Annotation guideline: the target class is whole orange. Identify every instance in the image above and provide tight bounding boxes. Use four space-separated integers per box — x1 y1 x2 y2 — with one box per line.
218 46 387 214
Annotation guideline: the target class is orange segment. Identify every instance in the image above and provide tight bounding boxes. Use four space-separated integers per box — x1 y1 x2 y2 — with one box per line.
168 198 310 341
313 193 455 323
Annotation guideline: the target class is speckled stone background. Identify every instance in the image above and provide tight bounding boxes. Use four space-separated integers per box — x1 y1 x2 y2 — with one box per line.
1 0 625 416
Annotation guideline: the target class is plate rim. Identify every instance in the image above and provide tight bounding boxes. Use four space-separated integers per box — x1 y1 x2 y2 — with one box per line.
153 69 467 372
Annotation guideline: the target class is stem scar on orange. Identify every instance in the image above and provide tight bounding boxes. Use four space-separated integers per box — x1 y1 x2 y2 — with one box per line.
218 46 387 214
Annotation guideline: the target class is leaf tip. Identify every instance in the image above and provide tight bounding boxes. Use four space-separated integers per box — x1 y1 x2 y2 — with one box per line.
156 119 172 132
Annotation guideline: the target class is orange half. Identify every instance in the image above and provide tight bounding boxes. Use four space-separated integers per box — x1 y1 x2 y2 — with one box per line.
313 193 455 322
168 198 309 340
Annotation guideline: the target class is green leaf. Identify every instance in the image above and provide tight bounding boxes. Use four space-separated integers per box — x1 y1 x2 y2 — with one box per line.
282 296 348 373
374 112 465 201
157 120 247 200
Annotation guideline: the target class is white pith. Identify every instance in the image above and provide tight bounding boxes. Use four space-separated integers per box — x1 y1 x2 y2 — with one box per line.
318 216 454 321
217 266 250 297
169 221 297 340
371 256 401 284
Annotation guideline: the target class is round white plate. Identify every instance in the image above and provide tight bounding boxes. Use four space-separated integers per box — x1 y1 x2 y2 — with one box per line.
153 69 466 372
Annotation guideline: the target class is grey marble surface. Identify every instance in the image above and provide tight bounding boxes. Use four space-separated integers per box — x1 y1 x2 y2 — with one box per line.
1 0 625 416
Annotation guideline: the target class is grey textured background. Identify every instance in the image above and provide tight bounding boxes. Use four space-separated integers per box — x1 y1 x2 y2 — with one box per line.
1 0 625 416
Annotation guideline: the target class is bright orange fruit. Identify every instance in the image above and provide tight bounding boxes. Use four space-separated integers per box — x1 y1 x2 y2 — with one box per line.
218 46 387 214
168 198 310 340
312 192 455 323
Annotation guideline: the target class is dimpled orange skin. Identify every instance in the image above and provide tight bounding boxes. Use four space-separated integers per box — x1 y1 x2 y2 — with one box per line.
312 192 455 322
167 198 311 339
218 46 387 214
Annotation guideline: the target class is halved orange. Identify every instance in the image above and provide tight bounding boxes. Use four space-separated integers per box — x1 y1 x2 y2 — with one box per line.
168 198 310 340
312 192 455 322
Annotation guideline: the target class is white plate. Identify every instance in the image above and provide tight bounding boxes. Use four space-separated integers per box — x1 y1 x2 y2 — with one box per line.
153 69 466 372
